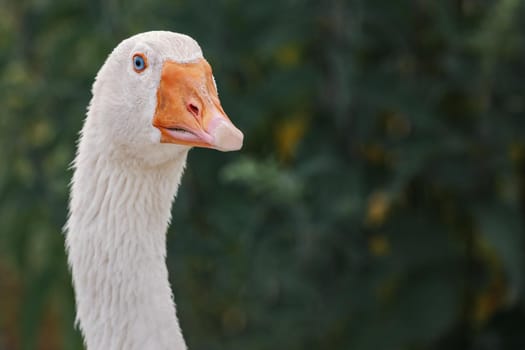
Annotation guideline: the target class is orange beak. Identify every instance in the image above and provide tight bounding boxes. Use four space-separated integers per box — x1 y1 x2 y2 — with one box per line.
153 58 243 152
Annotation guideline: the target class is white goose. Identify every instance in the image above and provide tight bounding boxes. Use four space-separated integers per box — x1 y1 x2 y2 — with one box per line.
65 31 243 350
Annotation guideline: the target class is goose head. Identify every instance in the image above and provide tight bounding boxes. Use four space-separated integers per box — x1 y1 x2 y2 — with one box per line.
85 31 243 165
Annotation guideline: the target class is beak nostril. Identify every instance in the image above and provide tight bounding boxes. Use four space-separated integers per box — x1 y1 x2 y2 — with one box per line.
188 103 200 117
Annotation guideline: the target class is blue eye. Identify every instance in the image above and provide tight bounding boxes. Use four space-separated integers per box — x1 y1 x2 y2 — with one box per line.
133 54 147 72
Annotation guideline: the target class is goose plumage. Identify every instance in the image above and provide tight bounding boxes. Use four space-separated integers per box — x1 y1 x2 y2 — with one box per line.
65 31 243 350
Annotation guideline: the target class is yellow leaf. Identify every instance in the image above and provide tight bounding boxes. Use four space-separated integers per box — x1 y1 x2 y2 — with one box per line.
473 276 507 325
275 115 308 162
275 44 301 67
30 119 53 146
365 191 391 227
361 143 387 164
369 235 390 257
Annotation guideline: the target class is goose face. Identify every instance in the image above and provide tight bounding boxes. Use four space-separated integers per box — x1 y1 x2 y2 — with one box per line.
90 31 243 161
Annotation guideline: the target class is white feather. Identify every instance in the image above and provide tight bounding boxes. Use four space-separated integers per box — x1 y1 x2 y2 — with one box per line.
65 31 205 350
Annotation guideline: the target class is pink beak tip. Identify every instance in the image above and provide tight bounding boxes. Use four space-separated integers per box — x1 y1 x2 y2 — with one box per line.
209 118 244 152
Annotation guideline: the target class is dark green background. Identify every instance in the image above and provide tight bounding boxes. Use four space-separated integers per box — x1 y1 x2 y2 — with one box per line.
1 0 525 349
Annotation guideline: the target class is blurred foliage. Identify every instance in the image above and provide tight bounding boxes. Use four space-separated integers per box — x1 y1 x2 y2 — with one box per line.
1 0 525 349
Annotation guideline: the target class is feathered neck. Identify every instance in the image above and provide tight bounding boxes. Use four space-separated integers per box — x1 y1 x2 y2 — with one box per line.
66 127 188 350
